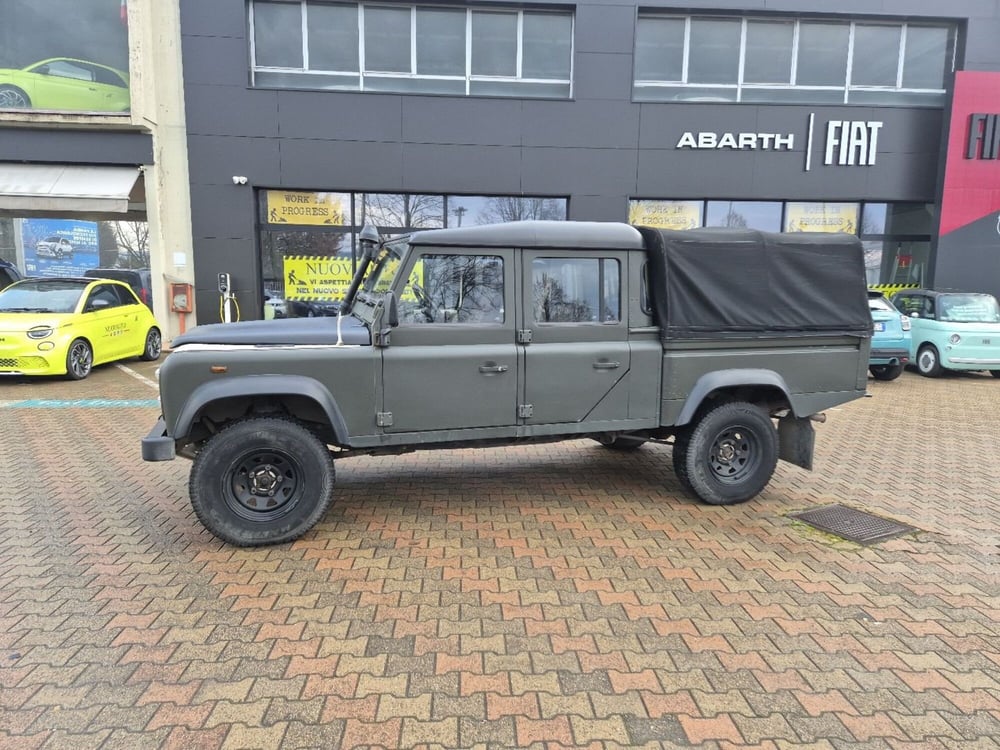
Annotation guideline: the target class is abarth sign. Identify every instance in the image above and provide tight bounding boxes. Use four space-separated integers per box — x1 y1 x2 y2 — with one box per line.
676 114 884 170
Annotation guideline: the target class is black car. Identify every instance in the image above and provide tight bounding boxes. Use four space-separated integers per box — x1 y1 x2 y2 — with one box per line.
0 259 22 289
84 268 153 310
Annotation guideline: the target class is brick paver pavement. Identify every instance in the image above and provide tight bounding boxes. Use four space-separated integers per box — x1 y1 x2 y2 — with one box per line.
0 361 998 749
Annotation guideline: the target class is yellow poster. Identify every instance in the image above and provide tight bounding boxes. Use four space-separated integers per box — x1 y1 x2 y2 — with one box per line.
785 202 859 234
266 191 349 226
282 256 355 301
628 200 702 230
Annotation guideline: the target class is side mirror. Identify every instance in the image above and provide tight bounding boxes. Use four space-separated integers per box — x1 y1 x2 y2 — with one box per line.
387 291 399 327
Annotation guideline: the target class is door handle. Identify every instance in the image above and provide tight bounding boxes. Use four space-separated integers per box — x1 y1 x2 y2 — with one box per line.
593 361 620 369
479 364 509 374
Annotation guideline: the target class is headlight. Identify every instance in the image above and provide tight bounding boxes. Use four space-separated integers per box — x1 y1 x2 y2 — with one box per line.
900 316 911 331
27 326 53 340
949 333 962 345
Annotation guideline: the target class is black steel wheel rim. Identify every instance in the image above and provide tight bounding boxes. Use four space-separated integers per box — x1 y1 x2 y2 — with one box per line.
708 425 760 484
224 449 303 521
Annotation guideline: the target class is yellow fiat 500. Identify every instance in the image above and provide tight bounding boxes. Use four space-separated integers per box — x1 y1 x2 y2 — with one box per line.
0 277 161 380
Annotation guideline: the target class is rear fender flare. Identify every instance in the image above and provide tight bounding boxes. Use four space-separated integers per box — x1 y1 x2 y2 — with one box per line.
172 375 348 443
675 369 793 426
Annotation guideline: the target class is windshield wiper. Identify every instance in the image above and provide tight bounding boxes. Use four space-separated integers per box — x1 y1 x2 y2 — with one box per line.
0 307 56 313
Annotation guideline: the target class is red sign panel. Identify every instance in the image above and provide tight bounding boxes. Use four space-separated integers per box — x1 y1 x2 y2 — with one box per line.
939 71 1000 236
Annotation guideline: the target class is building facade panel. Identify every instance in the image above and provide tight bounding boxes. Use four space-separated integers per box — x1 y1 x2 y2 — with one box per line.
171 0 1000 326
400 98 521 147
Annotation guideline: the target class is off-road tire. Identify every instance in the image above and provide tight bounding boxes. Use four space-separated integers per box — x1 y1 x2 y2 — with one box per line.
140 327 162 361
677 401 778 506
671 428 693 491
916 344 943 378
65 338 93 380
189 417 335 546
869 363 904 381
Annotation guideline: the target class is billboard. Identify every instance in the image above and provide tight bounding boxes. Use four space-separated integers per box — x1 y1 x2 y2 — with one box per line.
21 219 100 277
0 1 130 113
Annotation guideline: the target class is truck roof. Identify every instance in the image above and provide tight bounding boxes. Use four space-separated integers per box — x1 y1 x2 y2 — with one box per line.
407 220 644 250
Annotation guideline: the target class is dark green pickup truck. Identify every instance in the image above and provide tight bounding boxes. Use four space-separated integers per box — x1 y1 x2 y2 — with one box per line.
143 221 871 546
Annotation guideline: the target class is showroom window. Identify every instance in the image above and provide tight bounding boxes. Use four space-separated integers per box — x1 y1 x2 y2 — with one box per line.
258 191 567 319
628 199 932 285
634 15 955 106
250 0 573 98
0 0 131 114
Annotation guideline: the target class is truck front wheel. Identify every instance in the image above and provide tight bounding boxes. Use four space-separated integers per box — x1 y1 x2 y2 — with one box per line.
676 402 778 506
189 417 335 546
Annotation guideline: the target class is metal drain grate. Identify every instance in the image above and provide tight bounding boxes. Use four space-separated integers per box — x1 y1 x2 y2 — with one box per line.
790 504 916 545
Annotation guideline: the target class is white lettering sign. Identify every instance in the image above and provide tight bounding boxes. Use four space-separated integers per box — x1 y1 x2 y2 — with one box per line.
675 131 795 151
824 120 883 166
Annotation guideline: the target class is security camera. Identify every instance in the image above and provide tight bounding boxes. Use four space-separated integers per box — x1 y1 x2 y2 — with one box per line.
232 176 240 185
232 175 247 185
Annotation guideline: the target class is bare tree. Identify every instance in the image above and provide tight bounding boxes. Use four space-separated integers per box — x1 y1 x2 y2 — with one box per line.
360 194 443 229
112 221 150 268
476 197 565 225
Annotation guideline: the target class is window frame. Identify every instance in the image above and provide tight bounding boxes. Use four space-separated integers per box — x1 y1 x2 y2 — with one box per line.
633 14 955 106
249 0 574 98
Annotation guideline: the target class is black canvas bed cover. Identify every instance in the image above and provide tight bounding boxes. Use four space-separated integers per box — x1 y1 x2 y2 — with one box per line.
636 226 873 341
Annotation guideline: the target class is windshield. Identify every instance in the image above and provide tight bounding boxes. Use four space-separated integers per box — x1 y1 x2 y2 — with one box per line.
361 239 410 295
938 294 1000 323
0 280 86 313
868 296 898 314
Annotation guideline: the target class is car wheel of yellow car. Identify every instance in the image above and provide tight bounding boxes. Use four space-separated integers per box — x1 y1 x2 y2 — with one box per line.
0 85 30 109
140 327 162 361
66 338 93 380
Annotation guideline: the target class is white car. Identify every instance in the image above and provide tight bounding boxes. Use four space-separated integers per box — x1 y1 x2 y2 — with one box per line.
35 236 74 259
264 296 287 318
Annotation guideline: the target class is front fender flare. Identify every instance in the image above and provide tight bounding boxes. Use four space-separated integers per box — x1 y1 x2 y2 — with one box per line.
170 374 349 443
675 368 793 426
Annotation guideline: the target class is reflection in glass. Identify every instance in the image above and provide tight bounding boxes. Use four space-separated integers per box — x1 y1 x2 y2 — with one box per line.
400 254 505 324
705 202 781 232
796 23 849 86
364 6 411 73
254 2 303 68
688 18 740 84
522 13 572 79
360 194 444 230
416 8 466 76
851 25 901 87
309 3 359 71
533 258 619 323
635 17 685 81
903 27 949 89
744 21 794 84
472 11 518 77
447 196 567 226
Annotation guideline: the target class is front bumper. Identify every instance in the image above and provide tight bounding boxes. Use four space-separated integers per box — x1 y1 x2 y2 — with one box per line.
141 418 176 461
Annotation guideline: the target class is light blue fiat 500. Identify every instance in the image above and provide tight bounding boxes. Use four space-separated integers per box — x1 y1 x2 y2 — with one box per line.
891 289 1000 378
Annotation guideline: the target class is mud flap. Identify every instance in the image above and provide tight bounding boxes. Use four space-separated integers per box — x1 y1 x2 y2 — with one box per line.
777 415 814 471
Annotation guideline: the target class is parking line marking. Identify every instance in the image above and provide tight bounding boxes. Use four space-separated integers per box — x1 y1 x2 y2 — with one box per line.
1 399 160 409
116 363 159 390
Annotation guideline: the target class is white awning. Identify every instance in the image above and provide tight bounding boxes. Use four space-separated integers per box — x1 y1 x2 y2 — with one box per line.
0 163 144 214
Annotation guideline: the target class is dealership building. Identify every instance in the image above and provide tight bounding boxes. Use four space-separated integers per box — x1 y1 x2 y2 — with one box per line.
2 0 1000 336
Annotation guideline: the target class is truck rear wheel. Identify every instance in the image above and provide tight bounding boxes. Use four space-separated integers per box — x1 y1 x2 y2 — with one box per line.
676 402 778 506
189 417 335 546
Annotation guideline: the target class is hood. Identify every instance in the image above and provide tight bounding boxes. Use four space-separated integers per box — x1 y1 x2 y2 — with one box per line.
172 315 371 347
0 312 73 333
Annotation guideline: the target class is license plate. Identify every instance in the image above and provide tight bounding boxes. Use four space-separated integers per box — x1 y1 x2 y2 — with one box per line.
873 322 885 332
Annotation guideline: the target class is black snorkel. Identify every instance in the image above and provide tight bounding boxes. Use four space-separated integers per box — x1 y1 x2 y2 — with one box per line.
340 223 380 315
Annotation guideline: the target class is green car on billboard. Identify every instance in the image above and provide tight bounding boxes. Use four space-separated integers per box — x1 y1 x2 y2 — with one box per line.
0 57 129 112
